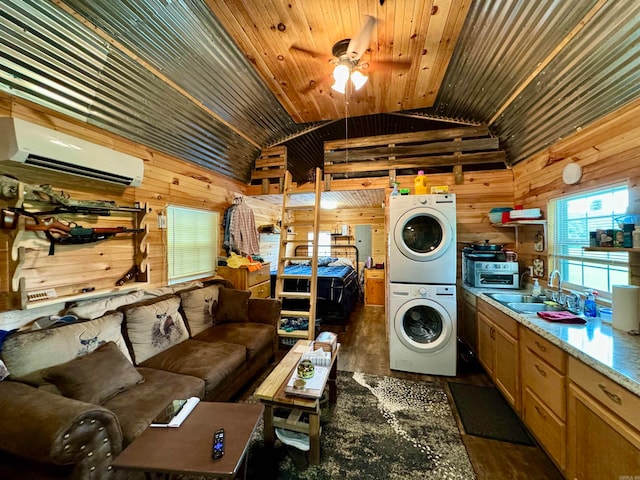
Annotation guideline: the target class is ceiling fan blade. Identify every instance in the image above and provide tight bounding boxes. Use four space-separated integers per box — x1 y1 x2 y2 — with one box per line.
290 44 331 63
347 15 377 61
366 58 413 72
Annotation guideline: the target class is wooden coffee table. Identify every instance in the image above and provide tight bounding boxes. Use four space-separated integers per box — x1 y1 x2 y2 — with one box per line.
112 402 263 479
254 339 338 464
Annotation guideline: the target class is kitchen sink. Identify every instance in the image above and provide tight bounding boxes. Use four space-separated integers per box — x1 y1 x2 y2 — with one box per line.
486 293 544 304
506 302 566 313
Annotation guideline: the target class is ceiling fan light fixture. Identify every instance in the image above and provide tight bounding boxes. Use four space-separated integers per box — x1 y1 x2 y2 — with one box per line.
350 70 368 90
331 64 350 93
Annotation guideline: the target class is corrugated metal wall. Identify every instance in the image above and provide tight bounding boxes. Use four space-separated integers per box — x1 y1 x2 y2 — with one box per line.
432 0 640 163
0 0 307 182
2 0 640 182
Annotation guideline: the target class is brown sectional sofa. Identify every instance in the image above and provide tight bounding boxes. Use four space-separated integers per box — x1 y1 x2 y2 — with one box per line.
0 279 281 479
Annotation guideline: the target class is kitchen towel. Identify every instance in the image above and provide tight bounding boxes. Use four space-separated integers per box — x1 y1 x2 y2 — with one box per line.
536 311 586 324
612 285 640 332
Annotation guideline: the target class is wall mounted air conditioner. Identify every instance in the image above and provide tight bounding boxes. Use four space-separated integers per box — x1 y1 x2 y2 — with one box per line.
0 117 144 187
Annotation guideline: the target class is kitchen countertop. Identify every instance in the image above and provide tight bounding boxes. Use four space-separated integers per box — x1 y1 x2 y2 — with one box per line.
462 284 640 396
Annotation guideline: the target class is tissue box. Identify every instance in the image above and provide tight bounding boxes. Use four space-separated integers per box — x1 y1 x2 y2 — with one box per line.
314 331 337 353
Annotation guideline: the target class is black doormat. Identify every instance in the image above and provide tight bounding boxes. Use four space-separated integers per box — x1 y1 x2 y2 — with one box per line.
448 382 535 446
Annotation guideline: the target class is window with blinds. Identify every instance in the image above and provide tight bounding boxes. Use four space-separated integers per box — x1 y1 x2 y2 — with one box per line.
167 205 219 284
548 185 629 298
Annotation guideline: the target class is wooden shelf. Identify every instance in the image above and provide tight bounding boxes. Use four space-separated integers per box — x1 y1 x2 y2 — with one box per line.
583 246 640 252
492 219 547 246
23 282 148 310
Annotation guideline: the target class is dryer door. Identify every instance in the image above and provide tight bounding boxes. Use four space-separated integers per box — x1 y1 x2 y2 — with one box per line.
394 297 454 354
393 207 453 262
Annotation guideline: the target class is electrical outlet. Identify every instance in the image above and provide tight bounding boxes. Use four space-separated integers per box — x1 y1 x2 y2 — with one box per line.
157 213 167 229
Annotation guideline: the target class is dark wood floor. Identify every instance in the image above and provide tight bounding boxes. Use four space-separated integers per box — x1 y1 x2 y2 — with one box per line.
305 303 564 480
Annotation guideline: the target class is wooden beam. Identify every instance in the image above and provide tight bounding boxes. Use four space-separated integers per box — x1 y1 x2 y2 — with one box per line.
325 138 500 163
323 126 491 151
324 151 507 174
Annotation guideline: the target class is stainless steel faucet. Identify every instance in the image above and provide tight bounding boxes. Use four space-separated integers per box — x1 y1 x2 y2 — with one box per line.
548 269 563 303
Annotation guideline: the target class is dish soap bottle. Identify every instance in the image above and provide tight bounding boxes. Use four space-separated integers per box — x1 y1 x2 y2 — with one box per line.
584 290 598 317
414 170 428 194
532 279 542 297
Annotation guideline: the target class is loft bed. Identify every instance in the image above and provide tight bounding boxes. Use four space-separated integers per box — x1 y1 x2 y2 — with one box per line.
270 244 361 325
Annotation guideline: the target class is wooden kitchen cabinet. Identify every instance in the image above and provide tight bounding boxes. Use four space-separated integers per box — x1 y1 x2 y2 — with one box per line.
364 268 385 306
215 262 271 298
477 299 520 411
567 356 640 479
521 328 567 472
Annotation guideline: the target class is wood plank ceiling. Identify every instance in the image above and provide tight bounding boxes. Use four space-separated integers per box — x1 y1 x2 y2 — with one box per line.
205 0 471 123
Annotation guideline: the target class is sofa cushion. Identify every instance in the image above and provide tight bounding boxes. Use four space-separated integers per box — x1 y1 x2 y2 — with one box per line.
1 312 132 378
194 323 275 360
179 284 223 335
103 367 205 446
122 295 189 364
139 339 246 398
42 341 144 404
217 288 250 323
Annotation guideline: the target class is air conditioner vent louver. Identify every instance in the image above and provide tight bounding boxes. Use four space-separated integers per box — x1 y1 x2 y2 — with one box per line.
25 154 135 186
0 117 144 187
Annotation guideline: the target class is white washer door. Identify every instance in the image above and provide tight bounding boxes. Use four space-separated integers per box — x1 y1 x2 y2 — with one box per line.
393 207 453 262
394 297 453 354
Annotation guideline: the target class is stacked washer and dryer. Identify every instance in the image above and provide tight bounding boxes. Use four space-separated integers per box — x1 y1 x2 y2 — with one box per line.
388 194 457 376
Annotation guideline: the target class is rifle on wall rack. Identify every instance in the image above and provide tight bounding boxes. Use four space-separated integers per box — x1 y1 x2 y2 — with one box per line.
0 174 141 214
0 208 144 255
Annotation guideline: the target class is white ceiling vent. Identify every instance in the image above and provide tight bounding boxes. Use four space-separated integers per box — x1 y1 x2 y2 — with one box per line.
0 117 144 187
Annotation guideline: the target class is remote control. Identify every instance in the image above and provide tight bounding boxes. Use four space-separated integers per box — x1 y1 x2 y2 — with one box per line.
212 428 224 460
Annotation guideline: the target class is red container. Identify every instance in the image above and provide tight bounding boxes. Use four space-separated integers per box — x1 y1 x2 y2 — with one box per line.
502 211 511 223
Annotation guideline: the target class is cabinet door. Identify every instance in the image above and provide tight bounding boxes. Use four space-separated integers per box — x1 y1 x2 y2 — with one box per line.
461 300 477 353
477 313 494 376
493 327 519 410
567 383 640 480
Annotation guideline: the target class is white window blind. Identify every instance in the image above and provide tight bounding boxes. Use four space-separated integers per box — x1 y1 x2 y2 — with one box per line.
167 205 218 284
548 185 629 297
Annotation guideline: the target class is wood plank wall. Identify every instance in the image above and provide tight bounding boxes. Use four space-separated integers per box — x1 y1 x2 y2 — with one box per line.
0 93 247 316
512 96 640 284
3 90 639 324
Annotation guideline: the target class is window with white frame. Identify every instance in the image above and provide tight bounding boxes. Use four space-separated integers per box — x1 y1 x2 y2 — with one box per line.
548 184 629 298
166 205 219 284
308 231 332 257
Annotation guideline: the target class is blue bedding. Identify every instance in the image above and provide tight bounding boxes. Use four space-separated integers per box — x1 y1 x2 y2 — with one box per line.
270 264 360 323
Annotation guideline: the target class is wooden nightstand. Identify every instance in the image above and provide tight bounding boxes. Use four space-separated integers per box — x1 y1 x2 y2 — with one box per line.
364 268 385 306
216 262 271 298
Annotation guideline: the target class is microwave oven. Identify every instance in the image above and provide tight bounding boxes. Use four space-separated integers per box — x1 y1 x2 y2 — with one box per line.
463 257 519 289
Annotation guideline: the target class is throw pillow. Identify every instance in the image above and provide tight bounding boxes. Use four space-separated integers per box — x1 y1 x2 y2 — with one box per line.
122 295 189 363
328 257 354 268
179 284 222 335
318 256 337 267
43 341 144 404
216 288 250 323
64 291 145 320
1 311 132 378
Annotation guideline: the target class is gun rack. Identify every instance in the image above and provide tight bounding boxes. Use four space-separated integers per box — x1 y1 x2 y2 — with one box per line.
1 179 150 309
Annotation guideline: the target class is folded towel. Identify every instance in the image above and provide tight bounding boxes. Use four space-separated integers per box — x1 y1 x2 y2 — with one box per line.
537 311 586 324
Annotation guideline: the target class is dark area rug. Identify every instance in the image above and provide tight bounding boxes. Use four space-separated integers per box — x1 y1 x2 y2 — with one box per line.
244 371 476 480
448 382 535 446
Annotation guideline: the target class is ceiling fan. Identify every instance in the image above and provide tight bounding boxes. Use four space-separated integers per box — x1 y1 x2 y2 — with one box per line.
291 15 411 94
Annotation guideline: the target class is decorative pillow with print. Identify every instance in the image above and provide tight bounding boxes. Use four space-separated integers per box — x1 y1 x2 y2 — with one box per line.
179 284 222 335
1 311 132 378
122 295 189 363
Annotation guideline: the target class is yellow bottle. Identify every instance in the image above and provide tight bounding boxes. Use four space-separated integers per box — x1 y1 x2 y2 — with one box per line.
414 170 428 194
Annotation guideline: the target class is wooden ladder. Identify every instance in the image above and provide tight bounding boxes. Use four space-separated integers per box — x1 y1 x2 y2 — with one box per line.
275 167 321 342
